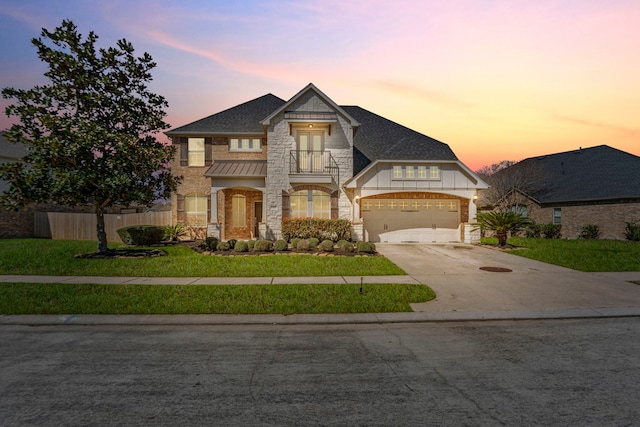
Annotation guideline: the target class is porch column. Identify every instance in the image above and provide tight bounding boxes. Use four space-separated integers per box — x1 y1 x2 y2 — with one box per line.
210 188 219 223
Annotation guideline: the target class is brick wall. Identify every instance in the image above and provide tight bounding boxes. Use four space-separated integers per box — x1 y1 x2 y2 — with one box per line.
221 188 262 240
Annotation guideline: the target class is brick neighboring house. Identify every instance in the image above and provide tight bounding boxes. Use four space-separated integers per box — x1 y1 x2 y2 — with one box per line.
492 145 640 239
0 131 34 238
165 83 488 243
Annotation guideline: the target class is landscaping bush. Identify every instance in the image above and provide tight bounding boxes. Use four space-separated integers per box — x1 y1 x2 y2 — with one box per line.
281 218 351 242
247 240 255 251
226 239 237 250
525 221 542 238
625 220 640 241
356 241 376 254
579 224 600 240
205 237 219 251
274 239 289 251
162 223 188 241
253 239 273 252
117 225 165 246
296 239 310 251
217 241 231 251
290 237 301 249
234 240 249 252
336 240 353 253
319 239 334 252
541 223 562 239
308 237 319 249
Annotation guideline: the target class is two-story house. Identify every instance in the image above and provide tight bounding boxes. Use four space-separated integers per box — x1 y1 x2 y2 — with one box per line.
165 83 487 243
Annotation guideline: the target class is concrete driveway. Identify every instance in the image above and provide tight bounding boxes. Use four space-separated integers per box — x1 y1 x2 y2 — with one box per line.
376 243 640 312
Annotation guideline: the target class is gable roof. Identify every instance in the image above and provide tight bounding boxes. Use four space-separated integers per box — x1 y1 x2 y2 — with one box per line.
260 83 360 128
165 85 459 170
342 106 457 173
510 145 640 204
166 94 285 136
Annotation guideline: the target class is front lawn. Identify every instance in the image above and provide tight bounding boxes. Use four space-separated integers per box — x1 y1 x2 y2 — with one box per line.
0 239 405 277
0 283 434 314
482 237 640 272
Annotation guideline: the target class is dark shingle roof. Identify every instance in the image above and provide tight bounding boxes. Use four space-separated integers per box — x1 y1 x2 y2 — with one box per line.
341 106 458 174
166 94 286 135
514 145 640 203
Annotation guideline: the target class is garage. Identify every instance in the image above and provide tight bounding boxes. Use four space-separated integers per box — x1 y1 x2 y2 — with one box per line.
361 197 461 243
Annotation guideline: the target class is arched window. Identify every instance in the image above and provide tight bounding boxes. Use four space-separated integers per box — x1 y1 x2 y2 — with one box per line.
185 195 208 226
232 195 246 227
290 190 330 219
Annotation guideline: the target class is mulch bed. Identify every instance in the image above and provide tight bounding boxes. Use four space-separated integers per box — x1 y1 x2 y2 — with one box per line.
74 249 167 259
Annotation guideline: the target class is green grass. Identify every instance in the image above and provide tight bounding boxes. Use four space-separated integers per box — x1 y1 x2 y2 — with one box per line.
484 237 640 272
0 239 405 277
0 283 434 314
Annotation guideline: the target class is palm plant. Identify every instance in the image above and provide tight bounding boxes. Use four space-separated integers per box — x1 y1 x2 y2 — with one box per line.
475 211 530 246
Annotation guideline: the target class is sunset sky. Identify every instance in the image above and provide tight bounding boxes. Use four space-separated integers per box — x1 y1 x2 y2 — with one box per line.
1 0 638 171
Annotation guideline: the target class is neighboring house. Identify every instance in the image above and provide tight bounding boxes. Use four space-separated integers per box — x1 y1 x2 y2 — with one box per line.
0 131 34 238
165 83 487 243
491 145 640 239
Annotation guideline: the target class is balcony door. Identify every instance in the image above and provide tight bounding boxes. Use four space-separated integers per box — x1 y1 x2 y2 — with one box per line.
297 132 323 173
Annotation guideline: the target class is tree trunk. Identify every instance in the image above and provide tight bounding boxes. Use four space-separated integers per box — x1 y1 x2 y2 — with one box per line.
496 230 507 247
96 205 109 253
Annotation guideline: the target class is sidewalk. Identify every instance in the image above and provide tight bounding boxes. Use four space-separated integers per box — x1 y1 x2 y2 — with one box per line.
2 268 640 325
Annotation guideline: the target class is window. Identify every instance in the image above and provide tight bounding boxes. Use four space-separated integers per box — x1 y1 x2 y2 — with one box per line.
430 166 440 179
230 138 261 151
405 166 415 179
510 205 528 217
290 190 330 219
296 132 323 172
393 165 403 179
553 208 562 224
185 195 208 226
417 166 427 179
232 195 246 227
188 138 205 166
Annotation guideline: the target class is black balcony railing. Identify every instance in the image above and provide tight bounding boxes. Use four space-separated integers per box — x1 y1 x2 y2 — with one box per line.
289 150 339 183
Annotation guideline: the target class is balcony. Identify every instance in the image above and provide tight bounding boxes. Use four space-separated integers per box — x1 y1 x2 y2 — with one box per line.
289 150 339 185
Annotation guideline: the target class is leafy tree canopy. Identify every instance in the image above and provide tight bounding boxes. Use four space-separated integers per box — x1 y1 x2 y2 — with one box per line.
0 20 181 252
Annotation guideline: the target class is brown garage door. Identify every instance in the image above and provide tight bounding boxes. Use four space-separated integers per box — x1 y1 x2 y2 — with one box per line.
362 198 460 242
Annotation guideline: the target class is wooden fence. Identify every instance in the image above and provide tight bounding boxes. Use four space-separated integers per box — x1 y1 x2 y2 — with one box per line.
35 211 172 242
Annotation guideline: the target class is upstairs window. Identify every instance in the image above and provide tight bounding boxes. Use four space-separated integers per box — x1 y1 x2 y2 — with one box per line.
188 138 205 167
392 165 440 179
429 166 440 179
393 165 403 179
230 138 261 151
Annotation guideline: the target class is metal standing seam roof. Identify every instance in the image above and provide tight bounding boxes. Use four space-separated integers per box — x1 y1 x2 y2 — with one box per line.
204 160 267 177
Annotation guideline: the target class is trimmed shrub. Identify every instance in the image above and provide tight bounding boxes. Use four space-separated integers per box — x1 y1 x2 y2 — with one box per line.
579 224 600 240
525 221 542 238
308 237 319 249
296 239 310 251
247 240 255 251
234 240 249 252
274 239 289 251
253 239 273 252
336 240 353 252
356 241 376 254
217 241 231 251
226 239 237 250
205 237 219 251
290 237 301 249
117 225 165 246
541 223 562 239
281 218 351 242
319 239 334 252
625 221 640 241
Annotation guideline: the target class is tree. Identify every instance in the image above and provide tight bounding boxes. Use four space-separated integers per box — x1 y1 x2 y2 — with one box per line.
0 20 181 252
475 211 530 247
476 159 544 211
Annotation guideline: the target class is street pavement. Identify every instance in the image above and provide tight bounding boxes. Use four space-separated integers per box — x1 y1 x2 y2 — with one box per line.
2 243 640 324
